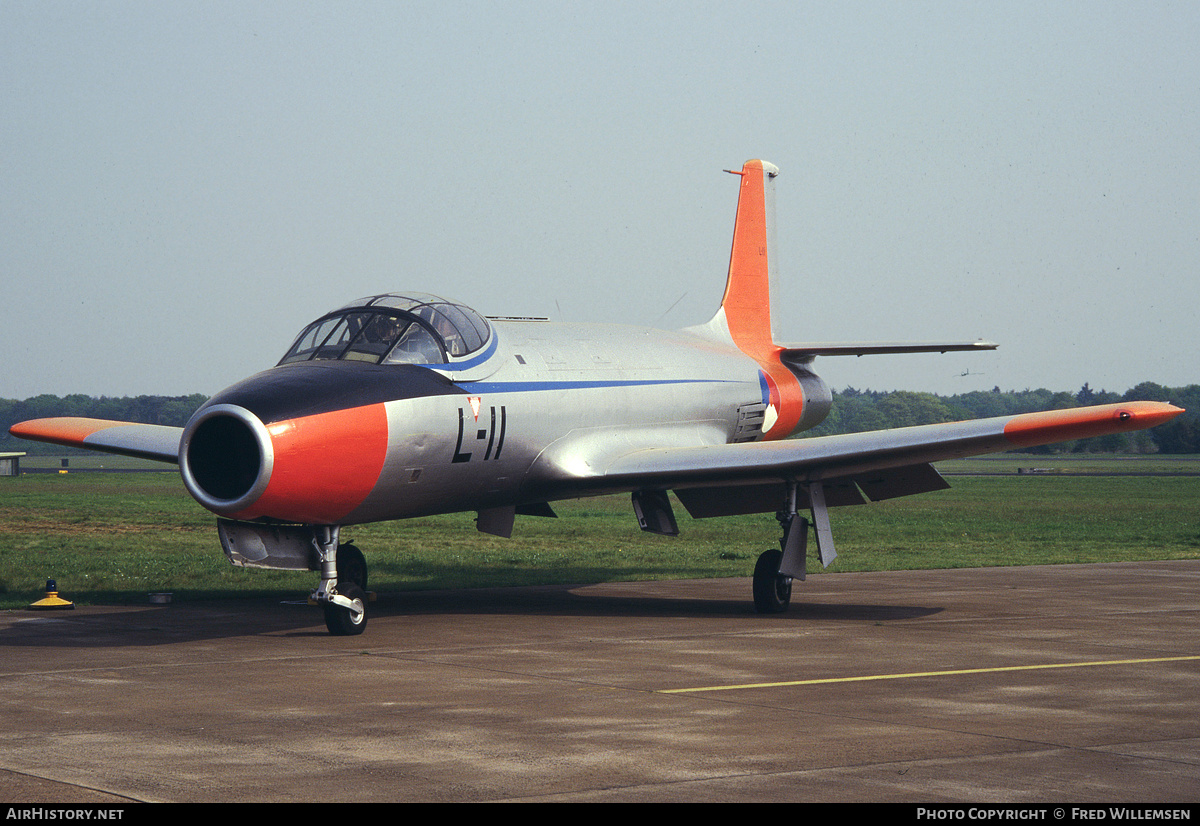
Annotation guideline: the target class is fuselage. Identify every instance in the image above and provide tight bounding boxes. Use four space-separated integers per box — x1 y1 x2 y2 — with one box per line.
179 317 831 526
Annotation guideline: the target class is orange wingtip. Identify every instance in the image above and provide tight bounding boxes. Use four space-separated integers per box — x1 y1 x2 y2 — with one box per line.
1003 402 1184 449
9 417 129 445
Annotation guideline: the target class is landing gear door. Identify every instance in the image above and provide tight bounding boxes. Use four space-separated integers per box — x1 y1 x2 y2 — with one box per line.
808 482 837 567
217 519 319 571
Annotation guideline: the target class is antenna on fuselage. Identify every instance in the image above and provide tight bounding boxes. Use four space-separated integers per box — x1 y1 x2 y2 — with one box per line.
652 291 688 328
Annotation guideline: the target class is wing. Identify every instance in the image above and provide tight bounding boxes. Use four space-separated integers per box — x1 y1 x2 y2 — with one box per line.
545 402 1183 516
9 418 182 463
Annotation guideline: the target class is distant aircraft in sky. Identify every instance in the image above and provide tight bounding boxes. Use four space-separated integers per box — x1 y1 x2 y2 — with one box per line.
11 160 1182 635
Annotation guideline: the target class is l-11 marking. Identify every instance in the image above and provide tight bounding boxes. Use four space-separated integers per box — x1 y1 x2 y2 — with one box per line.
10 159 1183 635
453 403 507 463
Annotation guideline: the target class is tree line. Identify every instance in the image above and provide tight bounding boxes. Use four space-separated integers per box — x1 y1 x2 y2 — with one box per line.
1 384 1197 455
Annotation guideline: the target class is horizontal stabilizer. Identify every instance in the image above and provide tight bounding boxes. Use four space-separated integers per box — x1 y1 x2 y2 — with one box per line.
9 417 182 463
781 340 998 359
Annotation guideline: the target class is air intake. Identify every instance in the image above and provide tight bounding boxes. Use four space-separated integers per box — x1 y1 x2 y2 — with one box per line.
180 404 274 514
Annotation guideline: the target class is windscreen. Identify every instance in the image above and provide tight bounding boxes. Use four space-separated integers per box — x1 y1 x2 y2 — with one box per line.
278 295 491 366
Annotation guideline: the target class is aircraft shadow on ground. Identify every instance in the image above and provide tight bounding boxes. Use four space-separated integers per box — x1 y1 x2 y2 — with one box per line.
0 583 943 648
374 585 943 622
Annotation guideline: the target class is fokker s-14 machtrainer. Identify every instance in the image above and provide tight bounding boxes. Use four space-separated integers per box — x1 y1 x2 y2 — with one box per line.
11 160 1183 635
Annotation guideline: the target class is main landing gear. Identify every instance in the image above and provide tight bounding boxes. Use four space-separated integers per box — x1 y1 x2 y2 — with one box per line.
751 481 837 614
752 547 792 613
312 526 370 636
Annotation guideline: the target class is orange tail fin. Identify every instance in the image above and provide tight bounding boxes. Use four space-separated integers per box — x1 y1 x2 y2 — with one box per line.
717 159 780 350
699 160 804 439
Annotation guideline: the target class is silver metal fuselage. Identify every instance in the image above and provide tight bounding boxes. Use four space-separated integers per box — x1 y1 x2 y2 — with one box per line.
346 319 810 524
357 321 768 523
179 318 830 528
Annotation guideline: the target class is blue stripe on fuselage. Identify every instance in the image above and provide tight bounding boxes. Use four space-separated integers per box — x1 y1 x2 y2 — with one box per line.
425 331 741 393
421 330 500 372
456 379 736 393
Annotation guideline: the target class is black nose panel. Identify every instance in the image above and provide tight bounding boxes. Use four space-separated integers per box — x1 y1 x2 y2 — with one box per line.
204 361 466 425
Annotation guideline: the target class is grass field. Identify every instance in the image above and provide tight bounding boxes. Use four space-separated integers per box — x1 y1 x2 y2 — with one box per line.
1 458 1198 610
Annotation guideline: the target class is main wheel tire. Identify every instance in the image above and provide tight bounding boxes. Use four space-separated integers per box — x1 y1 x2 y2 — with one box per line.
752 548 792 614
337 542 368 591
323 582 368 636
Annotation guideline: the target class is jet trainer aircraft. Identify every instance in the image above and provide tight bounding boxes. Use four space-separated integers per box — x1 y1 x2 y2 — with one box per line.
11 160 1183 635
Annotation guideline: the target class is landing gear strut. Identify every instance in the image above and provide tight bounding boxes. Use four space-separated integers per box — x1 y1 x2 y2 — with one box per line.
752 480 836 614
312 526 369 636
753 485 804 613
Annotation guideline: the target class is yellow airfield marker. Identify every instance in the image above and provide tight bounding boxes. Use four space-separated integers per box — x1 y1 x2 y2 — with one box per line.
29 578 75 611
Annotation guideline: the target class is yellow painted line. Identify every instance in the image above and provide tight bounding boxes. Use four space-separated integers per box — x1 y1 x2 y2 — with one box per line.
658 654 1200 694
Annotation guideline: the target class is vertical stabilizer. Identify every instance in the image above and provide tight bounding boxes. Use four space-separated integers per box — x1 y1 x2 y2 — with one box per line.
708 159 780 349
692 160 805 441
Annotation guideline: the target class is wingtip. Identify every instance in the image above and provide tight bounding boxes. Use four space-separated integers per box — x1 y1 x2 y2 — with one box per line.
1121 400 1185 422
1003 401 1185 449
1148 401 1186 422
10 417 120 444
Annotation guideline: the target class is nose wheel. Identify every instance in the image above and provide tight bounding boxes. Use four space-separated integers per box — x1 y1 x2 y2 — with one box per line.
312 527 371 636
323 582 368 635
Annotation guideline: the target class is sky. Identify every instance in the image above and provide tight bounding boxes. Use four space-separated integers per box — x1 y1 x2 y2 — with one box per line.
3 1 1197 400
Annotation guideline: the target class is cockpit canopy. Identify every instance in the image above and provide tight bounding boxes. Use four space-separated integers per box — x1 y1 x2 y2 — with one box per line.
278 293 492 366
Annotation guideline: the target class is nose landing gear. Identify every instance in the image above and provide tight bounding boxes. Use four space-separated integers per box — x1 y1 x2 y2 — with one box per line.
323 582 368 635
312 526 370 636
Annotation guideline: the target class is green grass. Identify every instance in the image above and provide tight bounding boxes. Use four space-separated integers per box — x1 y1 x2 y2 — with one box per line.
1 464 1199 610
937 453 1200 475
